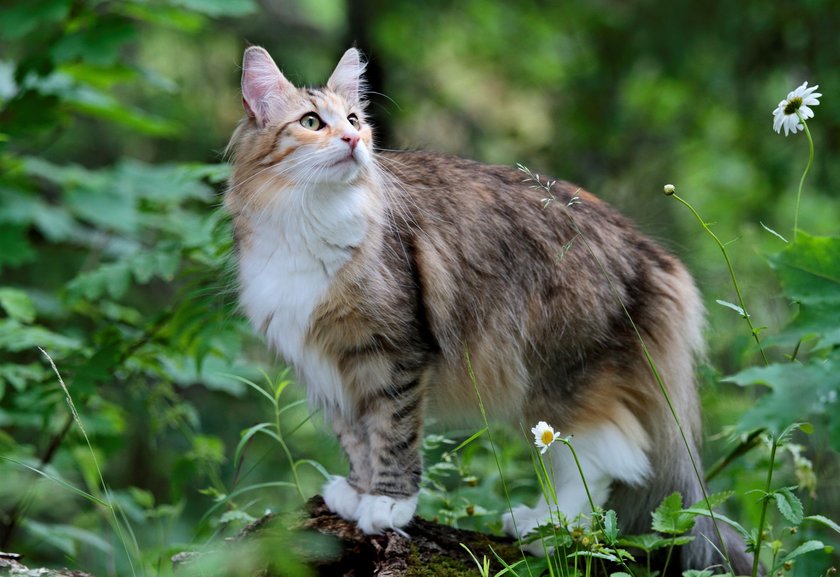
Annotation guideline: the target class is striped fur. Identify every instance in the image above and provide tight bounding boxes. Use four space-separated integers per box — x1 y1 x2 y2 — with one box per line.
225 47 755 574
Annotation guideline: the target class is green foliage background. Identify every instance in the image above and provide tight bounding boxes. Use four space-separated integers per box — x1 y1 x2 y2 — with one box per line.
1 0 838 575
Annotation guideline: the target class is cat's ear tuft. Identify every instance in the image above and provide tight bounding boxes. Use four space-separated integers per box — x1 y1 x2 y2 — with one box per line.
241 46 294 128
327 48 367 106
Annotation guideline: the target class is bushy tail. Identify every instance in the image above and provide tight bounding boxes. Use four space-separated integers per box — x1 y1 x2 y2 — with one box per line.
617 261 760 575
681 495 759 576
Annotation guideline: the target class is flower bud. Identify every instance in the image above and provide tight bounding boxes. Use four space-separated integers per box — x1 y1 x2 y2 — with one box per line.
663 184 676 196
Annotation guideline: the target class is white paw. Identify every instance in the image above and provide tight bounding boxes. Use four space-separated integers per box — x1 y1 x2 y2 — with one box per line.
502 504 558 556
502 504 549 538
323 476 362 521
355 493 418 535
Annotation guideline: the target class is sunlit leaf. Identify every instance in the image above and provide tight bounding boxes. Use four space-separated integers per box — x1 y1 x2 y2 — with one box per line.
773 487 804 525
652 492 695 535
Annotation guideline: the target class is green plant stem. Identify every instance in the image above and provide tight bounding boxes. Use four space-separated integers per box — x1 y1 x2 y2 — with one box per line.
663 536 676 576
273 386 305 503
558 440 595 514
793 112 814 243
671 193 769 366
466 349 535 577
752 436 778 577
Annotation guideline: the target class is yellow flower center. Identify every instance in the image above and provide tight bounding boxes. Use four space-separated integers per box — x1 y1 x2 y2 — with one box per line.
541 430 555 445
784 97 802 115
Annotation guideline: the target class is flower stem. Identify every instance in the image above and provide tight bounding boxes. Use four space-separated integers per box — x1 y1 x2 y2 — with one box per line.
670 193 769 366
793 112 814 242
752 436 779 577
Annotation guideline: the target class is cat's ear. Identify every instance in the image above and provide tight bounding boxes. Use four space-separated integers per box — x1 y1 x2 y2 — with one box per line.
241 46 294 128
327 48 366 106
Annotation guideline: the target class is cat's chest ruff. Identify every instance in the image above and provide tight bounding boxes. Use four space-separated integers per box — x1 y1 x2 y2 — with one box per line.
236 184 371 377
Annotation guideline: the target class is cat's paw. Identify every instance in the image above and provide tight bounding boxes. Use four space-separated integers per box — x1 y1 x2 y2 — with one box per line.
323 476 362 521
502 504 554 556
502 504 548 538
355 493 418 535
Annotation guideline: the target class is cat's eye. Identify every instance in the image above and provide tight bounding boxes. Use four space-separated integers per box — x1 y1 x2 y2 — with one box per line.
300 113 325 131
347 113 360 129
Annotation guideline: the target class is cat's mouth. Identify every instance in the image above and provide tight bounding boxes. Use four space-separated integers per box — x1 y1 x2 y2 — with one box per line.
332 151 359 167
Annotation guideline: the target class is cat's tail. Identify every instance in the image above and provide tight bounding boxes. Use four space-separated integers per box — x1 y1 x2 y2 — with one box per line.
684 511 758 576
610 259 759 575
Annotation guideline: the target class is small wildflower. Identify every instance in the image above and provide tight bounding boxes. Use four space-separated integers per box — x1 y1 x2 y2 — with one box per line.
772 81 821 136
663 184 676 196
531 421 561 454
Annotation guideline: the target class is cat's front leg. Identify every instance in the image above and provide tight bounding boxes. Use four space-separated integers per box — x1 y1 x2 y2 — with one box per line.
323 412 372 521
353 382 425 535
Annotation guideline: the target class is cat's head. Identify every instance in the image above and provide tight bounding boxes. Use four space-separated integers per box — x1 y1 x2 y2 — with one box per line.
229 47 373 190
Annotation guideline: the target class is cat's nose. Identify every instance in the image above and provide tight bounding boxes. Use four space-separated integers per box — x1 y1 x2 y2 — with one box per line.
341 133 360 151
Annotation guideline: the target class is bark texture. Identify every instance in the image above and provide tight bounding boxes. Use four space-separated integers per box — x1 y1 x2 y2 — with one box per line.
172 496 522 577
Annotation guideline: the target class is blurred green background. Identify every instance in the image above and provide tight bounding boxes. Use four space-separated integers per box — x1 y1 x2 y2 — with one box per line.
1 0 838 575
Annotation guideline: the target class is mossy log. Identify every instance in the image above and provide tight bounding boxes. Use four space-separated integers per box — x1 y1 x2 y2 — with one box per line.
0 551 95 577
172 495 525 577
298 496 522 576
1 497 524 577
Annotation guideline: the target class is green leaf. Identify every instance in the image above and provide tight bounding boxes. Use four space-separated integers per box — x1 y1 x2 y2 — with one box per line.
682 508 751 544
0 319 81 354
0 225 37 271
682 570 714 577
781 540 828 563
603 509 619 544
23 520 113 557
716 299 748 318
0 0 73 40
803 514 840 535
169 0 258 17
66 261 132 301
618 533 679 552
769 233 840 349
773 487 804 525
50 17 137 66
0 288 36 322
724 356 840 442
652 492 695 535
689 491 735 512
0 363 46 395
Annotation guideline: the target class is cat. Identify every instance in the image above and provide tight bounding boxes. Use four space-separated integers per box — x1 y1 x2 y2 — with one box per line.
225 46 756 575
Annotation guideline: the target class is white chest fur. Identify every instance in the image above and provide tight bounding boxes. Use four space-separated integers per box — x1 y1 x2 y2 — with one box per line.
236 184 371 411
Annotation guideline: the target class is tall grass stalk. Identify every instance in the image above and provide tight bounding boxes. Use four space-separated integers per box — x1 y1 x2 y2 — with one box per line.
521 167 735 575
667 189 769 366
39 347 139 577
792 111 815 243
466 349 536 577
226 371 307 502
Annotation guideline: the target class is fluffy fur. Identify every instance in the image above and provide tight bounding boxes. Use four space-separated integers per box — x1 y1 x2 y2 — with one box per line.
225 46 755 575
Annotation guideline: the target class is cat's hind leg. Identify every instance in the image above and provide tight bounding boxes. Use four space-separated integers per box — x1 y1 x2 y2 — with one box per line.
502 420 650 553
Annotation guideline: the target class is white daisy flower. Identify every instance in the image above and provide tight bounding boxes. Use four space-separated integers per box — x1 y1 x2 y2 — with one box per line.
531 421 561 454
772 82 821 136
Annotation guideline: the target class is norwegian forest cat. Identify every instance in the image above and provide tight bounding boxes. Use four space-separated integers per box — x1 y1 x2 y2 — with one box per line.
225 47 755 574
